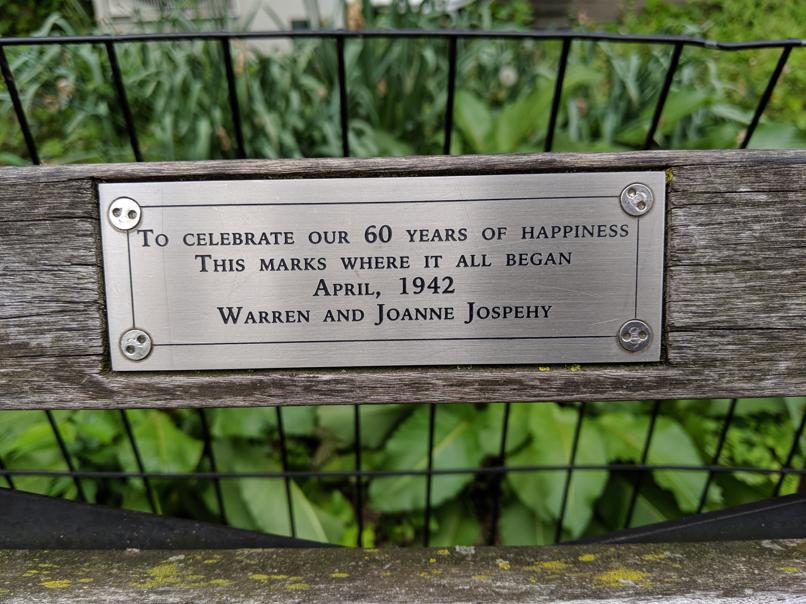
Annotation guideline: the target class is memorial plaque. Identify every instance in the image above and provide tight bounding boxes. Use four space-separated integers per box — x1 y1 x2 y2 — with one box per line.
99 172 665 371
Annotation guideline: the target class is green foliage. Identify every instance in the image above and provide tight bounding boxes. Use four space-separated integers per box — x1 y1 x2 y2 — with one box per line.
2 396 802 547
1 1 802 165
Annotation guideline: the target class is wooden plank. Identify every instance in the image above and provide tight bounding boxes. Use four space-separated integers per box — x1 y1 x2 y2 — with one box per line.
0 150 804 409
1 540 805 602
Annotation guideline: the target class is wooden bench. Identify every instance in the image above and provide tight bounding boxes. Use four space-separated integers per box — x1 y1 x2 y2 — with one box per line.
1 148 805 601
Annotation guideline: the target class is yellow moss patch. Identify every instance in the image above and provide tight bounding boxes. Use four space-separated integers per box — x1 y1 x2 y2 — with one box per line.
641 553 668 562
249 574 270 581
202 558 221 564
22 570 39 577
497 560 511 571
428 558 437 564
78 578 94 584
569 364 581 372
135 562 181 589
380 571 393 577
578 554 597 562
538 366 550 372
524 560 569 572
594 568 651 588
208 579 232 586
41 580 71 589
286 583 310 590
437 548 450 556
472 575 491 582
781 567 800 573
330 572 349 578
38 563 55 568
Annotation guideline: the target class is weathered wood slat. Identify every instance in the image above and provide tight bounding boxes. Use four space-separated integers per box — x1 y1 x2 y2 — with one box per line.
1 541 805 602
1 150 804 409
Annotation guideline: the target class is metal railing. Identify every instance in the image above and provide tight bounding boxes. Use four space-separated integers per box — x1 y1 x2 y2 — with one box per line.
0 29 803 165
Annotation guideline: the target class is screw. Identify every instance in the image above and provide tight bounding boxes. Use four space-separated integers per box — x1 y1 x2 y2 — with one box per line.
620 183 654 216
120 328 152 361
618 319 653 352
108 197 142 231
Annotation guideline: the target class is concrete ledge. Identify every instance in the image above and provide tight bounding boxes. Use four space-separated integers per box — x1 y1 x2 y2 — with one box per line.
1 540 805 602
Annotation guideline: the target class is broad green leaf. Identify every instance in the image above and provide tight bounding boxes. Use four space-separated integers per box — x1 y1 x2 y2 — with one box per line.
211 440 328 543
507 404 608 537
596 412 720 512
453 89 493 153
748 122 806 149
368 405 483 512
476 403 530 457
430 500 481 547
499 500 554 546
117 410 203 474
208 408 275 439
317 404 409 448
492 84 553 152
280 406 318 436
655 88 711 134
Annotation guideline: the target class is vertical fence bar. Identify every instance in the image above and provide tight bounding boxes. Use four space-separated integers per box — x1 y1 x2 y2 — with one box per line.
487 402 511 545
423 403 437 547
772 405 806 497
0 45 40 165
623 400 662 528
336 35 350 157
696 398 738 514
104 41 142 162
220 37 246 159
275 407 297 538
353 404 364 547
644 42 683 150
554 403 586 543
740 46 792 149
197 409 226 523
544 37 571 153
0 454 14 489
119 410 157 513
45 411 86 502
442 36 458 155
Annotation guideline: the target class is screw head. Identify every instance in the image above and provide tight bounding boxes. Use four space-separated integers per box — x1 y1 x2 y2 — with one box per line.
120 328 152 361
620 183 654 216
108 197 142 231
618 319 653 352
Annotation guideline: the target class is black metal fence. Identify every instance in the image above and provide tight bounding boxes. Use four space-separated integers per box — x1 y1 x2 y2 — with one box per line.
1 400 805 547
0 29 802 164
0 28 804 548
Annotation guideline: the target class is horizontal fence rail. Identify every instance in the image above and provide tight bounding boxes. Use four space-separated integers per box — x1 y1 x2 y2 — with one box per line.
0 29 803 165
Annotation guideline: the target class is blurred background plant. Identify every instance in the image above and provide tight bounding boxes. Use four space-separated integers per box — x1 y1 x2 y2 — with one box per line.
0 0 803 164
0 0 803 546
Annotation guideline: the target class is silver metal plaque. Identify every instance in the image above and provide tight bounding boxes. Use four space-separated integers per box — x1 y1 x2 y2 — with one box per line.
99 172 665 371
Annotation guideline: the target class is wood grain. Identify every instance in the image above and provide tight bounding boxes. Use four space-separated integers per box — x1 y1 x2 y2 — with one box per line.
1 540 805 602
1 150 804 409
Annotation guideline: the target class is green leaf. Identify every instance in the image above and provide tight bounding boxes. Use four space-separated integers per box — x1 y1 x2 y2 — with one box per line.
596 412 721 512
507 404 608 538
748 122 806 150
453 89 493 153
117 410 203 473
492 84 553 152
317 404 409 449
476 403 529 457
208 408 275 439
499 500 554 546
655 88 711 134
211 440 328 543
368 405 483 512
430 499 481 547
